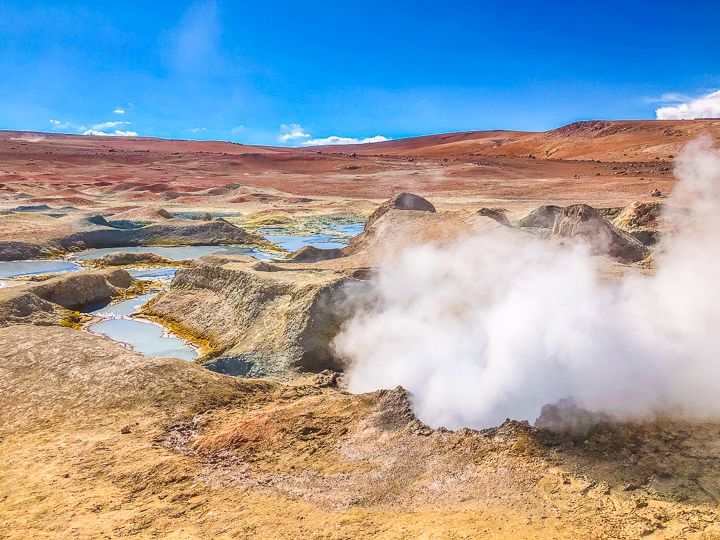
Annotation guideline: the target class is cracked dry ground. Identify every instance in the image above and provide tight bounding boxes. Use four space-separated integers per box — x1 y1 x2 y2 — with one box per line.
2 326 720 539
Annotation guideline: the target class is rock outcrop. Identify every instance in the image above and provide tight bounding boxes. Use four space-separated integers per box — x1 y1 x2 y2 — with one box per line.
518 205 563 228
90 252 177 266
364 192 436 231
0 268 138 326
142 259 360 376
0 218 272 261
477 208 512 227
613 201 663 246
287 245 344 263
551 204 647 262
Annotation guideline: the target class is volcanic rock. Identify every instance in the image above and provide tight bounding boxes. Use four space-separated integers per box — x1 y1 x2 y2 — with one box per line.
476 208 512 227
364 192 436 231
91 252 177 266
551 204 647 262
288 245 344 263
518 205 563 228
142 259 360 375
0 268 138 326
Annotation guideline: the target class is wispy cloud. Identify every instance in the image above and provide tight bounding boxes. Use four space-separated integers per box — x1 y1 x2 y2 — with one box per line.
114 108 125 114
184 127 208 133
231 125 245 134
278 123 310 143
656 90 720 120
301 135 391 146
82 121 137 136
50 119 83 131
83 129 138 136
89 121 129 131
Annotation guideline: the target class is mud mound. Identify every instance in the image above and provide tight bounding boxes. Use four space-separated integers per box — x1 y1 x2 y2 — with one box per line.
519 204 563 228
477 207 511 226
613 201 663 232
109 206 176 222
0 268 137 326
91 252 176 266
364 192 436 231
0 218 272 261
552 204 647 263
344 209 506 261
288 245 344 262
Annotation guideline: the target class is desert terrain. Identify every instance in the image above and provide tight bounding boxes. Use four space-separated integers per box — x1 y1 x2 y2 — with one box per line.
2 119 720 539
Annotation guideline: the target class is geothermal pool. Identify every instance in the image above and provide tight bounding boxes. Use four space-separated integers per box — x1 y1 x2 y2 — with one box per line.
71 244 273 261
0 223 364 280
86 294 198 362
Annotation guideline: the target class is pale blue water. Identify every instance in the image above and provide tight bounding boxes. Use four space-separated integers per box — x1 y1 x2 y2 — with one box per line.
262 234 347 251
128 267 179 280
332 223 365 236
89 318 197 361
73 245 272 261
87 293 158 318
0 259 81 279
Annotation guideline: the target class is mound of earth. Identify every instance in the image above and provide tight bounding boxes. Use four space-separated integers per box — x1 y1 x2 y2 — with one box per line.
364 192 436 230
108 206 175 222
141 258 360 375
0 268 138 326
519 204 564 228
0 218 272 261
90 251 178 266
613 201 663 232
551 204 647 263
287 245 345 262
477 207 512 226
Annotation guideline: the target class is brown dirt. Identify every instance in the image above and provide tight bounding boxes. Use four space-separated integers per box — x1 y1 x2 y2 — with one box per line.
3 326 720 540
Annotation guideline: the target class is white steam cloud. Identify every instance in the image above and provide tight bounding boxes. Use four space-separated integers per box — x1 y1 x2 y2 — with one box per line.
335 137 720 430
656 90 720 120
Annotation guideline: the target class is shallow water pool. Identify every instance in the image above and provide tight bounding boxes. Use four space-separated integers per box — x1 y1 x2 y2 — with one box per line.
72 244 273 261
0 259 82 279
86 293 159 318
261 234 348 252
89 318 198 361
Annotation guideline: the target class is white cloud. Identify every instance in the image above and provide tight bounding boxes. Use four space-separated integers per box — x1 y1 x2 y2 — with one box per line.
278 123 310 143
49 119 61 125
83 129 138 137
301 135 391 147
114 108 125 114
656 89 720 120
184 127 208 133
231 125 245 134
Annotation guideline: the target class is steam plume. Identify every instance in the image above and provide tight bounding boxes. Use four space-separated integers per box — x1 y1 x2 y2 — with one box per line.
334 137 720 430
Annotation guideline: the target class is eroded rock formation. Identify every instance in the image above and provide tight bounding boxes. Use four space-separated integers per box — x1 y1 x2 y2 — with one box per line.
551 204 647 262
142 258 361 375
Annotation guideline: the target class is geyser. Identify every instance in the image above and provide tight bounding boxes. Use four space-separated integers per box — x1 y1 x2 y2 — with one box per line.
334 136 720 430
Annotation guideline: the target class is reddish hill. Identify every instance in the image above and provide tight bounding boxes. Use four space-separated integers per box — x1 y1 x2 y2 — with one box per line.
0 119 718 203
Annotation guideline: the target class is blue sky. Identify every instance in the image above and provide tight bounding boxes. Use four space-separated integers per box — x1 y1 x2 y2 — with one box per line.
1 0 719 146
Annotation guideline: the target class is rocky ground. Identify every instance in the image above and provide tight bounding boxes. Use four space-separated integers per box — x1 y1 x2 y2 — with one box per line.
0 121 719 538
